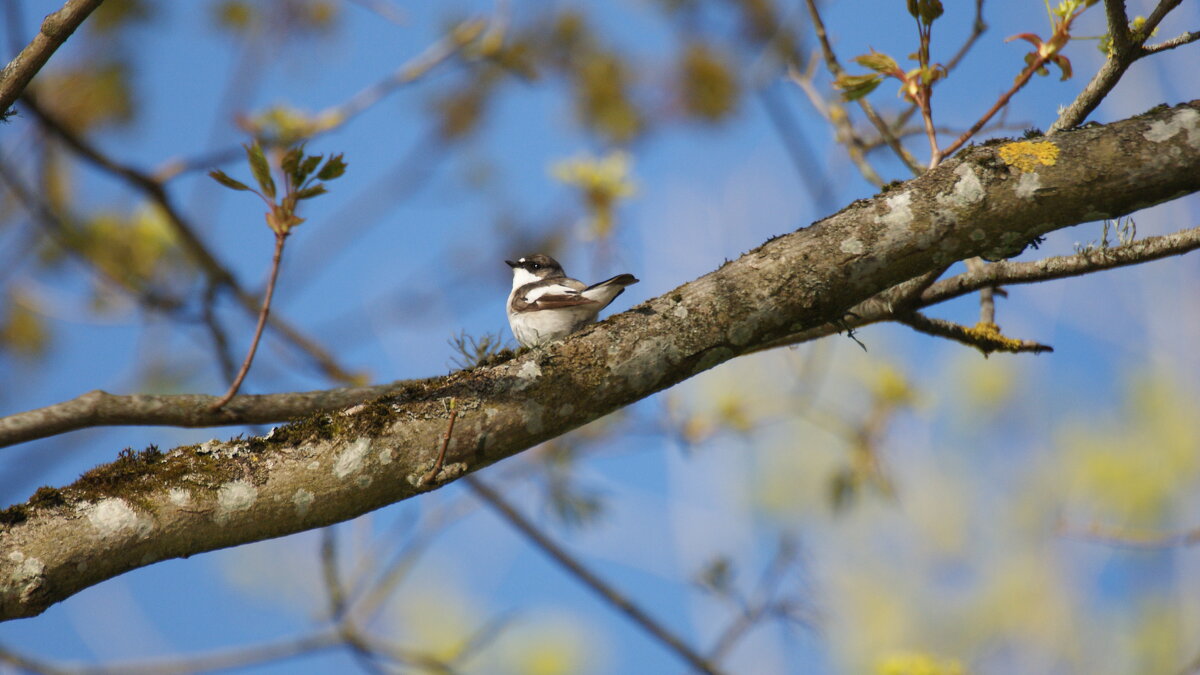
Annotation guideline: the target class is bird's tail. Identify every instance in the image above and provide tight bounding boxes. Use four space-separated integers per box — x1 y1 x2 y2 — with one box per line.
581 274 639 305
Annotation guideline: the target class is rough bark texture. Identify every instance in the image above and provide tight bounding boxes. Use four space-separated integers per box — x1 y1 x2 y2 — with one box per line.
0 0 106 114
3 101 1199 622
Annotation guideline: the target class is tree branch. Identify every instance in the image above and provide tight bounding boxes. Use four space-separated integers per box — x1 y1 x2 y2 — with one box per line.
0 0 105 114
897 312 1053 355
3 101 1200 621
20 96 362 384
0 383 424 448
465 476 724 675
1050 0 1187 132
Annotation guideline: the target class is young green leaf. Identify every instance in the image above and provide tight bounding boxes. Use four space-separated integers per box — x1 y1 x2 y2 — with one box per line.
244 142 276 199
208 169 252 192
297 155 322 183
317 153 347 181
854 50 899 75
295 184 328 200
281 146 305 184
834 73 884 101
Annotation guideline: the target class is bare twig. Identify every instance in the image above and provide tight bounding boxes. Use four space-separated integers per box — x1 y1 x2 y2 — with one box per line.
898 312 1052 355
0 0 105 113
210 234 287 410
321 527 348 618
0 632 341 675
421 399 459 485
464 475 725 675
1050 0 1187 132
802 0 923 175
20 95 361 384
938 56 1047 159
1142 30 1200 54
707 537 804 663
788 64 885 187
1060 520 1200 550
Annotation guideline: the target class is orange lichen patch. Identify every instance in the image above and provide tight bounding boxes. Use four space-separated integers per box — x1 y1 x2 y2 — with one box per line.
998 140 1059 173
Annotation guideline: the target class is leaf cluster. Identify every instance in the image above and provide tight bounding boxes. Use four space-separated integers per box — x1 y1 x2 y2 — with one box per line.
208 143 347 236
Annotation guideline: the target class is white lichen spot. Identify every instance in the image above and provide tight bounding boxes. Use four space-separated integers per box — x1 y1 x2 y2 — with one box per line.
378 446 394 465
514 360 543 391
342 403 368 416
937 164 985 208
293 489 315 517
86 498 148 538
840 238 865 255
559 403 575 417
1144 108 1200 147
334 437 371 478
672 303 688 319
1015 172 1042 199
168 488 191 507
307 460 321 471
878 192 914 228
216 480 257 522
9 553 44 595
197 440 220 455
356 475 373 489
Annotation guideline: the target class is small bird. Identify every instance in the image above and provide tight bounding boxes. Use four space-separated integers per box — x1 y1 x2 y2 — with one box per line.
505 254 639 348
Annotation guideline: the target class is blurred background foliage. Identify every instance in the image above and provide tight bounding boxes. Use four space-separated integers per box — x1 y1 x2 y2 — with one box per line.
2 0 1200 673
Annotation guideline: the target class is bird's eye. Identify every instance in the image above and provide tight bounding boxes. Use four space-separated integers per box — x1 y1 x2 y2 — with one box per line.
530 263 541 269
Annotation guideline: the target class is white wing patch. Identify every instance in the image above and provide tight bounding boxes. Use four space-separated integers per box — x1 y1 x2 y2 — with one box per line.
524 283 581 304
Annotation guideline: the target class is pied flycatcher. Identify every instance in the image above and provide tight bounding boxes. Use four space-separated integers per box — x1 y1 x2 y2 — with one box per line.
505 254 639 348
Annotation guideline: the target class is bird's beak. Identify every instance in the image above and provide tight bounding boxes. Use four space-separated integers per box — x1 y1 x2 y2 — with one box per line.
505 260 518 268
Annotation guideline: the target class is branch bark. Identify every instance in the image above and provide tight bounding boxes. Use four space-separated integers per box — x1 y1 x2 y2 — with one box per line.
0 0 104 114
3 100 1200 621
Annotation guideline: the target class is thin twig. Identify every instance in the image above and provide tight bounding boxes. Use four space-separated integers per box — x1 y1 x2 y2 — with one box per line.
421 399 459 485
1050 0 1186 132
757 84 839 214
0 0 106 113
707 537 801 663
464 475 726 675
899 312 1052 355
321 526 348 619
1142 30 1200 54
1060 520 1200 550
211 233 287 410
938 53 1048 159
802 0 923 175
0 632 341 675
21 95 361 384
788 64 885 187
964 257 997 325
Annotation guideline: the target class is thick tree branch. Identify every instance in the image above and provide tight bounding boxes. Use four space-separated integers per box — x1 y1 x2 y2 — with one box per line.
2 101 1200 622
0 0 104 114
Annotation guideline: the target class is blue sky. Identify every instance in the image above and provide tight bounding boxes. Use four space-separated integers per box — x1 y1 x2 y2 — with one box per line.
3 1 1200 673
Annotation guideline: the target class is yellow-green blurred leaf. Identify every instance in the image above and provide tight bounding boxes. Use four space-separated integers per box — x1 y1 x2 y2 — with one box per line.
0 293 49 359
679 43 740 122
33 62 134 132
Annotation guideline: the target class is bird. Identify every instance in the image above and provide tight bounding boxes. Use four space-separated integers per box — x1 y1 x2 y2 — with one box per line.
505 254 639 348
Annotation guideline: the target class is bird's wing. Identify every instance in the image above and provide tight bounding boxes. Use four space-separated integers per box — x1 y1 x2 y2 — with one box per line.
513 281 598 312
